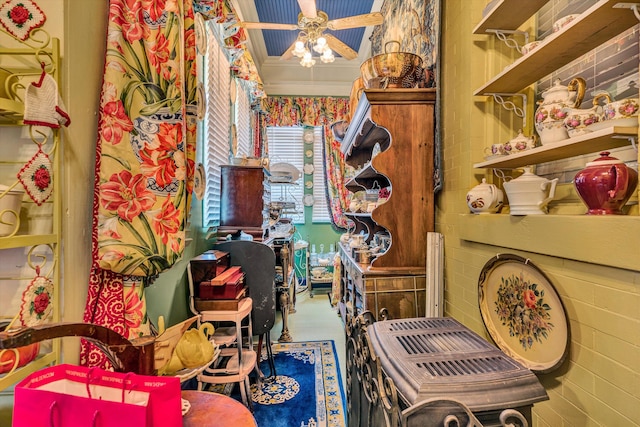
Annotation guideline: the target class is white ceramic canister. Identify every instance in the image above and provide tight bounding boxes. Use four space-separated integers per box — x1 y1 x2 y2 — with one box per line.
503 167 558 215
0 184 24 236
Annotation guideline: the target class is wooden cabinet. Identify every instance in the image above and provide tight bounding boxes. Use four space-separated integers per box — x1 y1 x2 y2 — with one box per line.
338 89 436 320
0 34 61 389
218 165 267 239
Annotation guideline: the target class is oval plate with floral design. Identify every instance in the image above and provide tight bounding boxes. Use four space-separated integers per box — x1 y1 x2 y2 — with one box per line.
478 253 569 373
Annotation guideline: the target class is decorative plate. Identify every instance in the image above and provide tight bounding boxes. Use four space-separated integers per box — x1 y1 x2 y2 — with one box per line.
230 78 237 103
305 149 313 158
196 82 206 121
303 194 314 206
478 253 569 373
303 130 314 143
194 12 207 55
193 163 205 200
303 164 315 175
305 181 313 189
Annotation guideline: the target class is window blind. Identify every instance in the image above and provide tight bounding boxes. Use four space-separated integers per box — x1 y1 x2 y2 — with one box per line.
202 22 231 229
234 79 252 157
311 127 331 222
266 126 305 224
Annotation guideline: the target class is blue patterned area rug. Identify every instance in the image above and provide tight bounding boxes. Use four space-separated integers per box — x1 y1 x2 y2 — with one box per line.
250 340 346 427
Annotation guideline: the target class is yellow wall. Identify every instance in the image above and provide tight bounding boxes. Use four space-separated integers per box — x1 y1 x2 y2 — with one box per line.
439 1 640 425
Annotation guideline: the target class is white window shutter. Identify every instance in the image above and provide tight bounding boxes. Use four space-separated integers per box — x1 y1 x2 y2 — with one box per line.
202 23 231 229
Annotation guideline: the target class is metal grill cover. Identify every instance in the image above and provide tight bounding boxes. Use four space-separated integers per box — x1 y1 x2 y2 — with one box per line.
367 317 548 412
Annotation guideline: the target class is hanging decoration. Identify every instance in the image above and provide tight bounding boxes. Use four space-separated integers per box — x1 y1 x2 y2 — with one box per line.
0 0 45 41
23 65 70 128
17 144 53 206
19 266 54 327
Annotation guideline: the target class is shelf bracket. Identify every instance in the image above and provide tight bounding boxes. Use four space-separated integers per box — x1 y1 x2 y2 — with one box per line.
612 134 638 151
613 3 640 22
485 29 529 52
486 93 528 128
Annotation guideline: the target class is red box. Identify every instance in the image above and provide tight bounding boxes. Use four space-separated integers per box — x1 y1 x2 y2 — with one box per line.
190 250 230 298
199 267 244 300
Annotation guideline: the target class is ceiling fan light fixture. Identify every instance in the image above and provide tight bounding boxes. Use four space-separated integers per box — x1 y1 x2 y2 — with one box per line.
320 48 335 63
313 36 328 53
300 51 316 67
292 40 308 58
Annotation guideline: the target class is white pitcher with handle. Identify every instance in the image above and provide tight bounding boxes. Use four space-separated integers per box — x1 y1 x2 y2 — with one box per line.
503 167 558 215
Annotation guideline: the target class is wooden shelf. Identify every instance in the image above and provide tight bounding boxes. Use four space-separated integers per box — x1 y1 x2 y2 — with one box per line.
459 213 640 272
0 351 57 390
0 97 24 124
0 234 58 250
472 0 549 34
474 0 640 95
473 126 637 169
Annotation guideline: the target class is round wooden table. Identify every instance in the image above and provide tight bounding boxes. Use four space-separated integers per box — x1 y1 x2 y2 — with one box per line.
182 390 256 427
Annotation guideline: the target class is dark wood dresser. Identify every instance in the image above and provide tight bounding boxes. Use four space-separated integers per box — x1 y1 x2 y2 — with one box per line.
219 165 267 239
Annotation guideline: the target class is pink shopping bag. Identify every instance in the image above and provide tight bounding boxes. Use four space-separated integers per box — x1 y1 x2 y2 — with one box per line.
13 364 182 427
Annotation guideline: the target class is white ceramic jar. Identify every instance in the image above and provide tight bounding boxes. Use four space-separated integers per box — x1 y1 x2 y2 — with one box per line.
466 178 504 214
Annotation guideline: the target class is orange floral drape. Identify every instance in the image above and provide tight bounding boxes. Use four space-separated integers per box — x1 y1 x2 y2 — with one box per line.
261 96 351 229
81 0 197 369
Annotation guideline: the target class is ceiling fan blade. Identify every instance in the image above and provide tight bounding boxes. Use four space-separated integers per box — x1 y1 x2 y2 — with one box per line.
280 41 296 61
324 34 357 60
327 12 383 30
241 21 299 31
297 0 317 18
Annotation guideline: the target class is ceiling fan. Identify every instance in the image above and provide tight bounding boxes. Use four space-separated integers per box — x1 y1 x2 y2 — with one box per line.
240 0 383 64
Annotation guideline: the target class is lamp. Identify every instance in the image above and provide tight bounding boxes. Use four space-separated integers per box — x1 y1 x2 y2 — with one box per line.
290 12 335 67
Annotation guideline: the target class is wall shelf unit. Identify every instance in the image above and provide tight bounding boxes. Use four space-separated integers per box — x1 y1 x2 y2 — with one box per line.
473 0 548 34
474 126 637 169
0 30 61 390
474 0 640 95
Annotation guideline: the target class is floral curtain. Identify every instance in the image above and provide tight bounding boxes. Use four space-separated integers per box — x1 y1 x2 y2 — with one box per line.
261 96 351 229
81 0 197 369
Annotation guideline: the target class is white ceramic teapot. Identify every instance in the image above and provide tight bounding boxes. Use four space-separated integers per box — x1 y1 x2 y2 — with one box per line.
466 178 504 214
503 167 558 215
534 77 586 144
503 129 536 153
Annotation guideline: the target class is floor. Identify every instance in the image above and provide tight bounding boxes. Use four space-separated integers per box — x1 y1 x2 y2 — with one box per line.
272 286 346 390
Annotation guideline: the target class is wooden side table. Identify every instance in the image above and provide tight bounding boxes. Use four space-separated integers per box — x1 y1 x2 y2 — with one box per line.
182 390 257 427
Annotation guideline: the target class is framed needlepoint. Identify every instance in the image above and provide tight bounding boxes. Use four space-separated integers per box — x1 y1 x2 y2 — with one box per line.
478 253 569 373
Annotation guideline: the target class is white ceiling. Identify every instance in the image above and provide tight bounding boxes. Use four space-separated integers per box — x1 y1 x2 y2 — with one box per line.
230 0 384 97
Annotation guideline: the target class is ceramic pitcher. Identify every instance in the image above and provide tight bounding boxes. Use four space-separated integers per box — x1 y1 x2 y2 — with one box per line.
503 167 558 215
534 77 586 144
574 151 638 215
